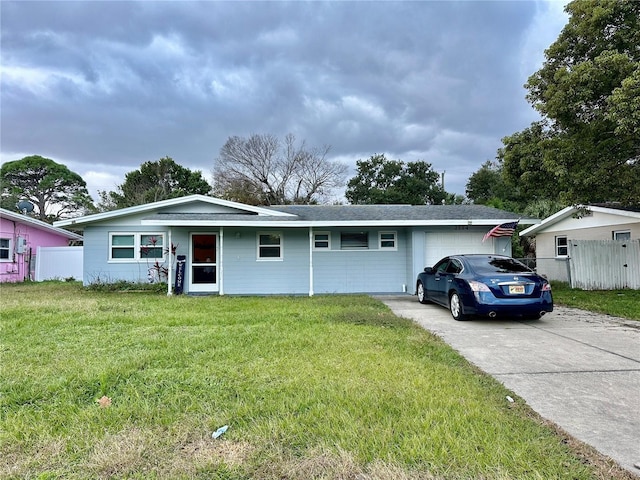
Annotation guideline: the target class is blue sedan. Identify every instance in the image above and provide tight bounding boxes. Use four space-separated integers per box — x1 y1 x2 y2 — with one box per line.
416 254 553 321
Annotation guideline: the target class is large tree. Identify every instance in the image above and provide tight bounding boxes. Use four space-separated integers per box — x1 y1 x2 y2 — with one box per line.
1 155 95 221
521 0 640 205
213 133 347 205
497 122 562 208
346 154 447 205
465 160 509 206
98 156 212 210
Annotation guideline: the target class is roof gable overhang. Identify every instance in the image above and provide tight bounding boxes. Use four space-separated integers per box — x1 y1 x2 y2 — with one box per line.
53 195 296 230
520 205 640 237
1 208 83 240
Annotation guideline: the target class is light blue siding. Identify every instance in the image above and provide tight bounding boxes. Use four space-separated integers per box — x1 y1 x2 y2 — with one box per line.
84 223 502 295
311 229 408 294
82 225 172 285
62 195 527 294
84 225 412 294
221 228 310 294
410 229 426 293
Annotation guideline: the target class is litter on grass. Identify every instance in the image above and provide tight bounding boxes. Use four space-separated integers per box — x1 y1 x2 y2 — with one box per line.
212 425 229 439
506 396 514 403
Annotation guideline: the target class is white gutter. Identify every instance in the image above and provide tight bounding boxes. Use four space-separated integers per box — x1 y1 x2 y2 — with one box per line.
219 227 224 295
167 227 173 296
308 227 314 297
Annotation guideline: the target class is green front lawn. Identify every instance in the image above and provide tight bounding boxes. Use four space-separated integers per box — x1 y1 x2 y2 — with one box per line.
552 282 640 320
0 282 628 479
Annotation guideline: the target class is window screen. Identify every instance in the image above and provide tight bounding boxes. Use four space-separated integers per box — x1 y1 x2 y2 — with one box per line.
340 232 368 249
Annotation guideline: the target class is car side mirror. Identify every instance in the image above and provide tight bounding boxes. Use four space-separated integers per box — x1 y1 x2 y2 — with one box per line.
424 267 434 274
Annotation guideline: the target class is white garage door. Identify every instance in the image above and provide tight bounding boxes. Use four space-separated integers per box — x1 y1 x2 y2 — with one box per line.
424 231 496 267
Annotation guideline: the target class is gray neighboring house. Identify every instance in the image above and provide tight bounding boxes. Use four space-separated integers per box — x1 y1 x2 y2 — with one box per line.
54 195 537 295
520 204 640 282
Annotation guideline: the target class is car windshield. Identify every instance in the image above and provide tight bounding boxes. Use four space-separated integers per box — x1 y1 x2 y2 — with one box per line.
466 256 532 274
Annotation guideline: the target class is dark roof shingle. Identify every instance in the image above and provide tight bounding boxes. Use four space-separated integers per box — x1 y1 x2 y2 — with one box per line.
266 204 525 222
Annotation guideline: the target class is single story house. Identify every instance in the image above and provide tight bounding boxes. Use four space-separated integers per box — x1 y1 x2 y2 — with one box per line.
1 208 83 282
54 195 537 295
520 204 640 282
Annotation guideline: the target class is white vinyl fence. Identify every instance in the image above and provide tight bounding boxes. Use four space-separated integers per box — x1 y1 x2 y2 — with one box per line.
568 239 640 290
35 246 83 281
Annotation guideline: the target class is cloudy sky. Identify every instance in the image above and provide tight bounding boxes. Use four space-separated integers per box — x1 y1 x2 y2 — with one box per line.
1 1 568 203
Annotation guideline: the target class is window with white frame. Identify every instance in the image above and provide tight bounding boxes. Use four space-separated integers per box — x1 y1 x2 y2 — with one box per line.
0 238 11 261
257 232 282 260
555 236 568 257
379 231 397 250
109 233 165 261
613 230 631 240
340 232 369 249
313 232 331 250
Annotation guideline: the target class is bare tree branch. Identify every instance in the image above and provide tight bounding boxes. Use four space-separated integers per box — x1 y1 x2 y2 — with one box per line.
214 134 347 205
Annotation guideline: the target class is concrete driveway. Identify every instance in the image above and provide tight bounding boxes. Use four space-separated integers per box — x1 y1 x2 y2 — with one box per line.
378 295 640 475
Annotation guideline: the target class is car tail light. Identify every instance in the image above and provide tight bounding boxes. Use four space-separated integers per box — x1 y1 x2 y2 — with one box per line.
541 283 552 291
469 280 491 292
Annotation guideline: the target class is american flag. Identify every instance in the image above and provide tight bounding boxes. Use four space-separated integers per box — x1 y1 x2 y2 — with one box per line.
482 220 519 242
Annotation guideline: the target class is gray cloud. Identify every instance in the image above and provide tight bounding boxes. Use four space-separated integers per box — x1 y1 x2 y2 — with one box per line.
0 1 567 200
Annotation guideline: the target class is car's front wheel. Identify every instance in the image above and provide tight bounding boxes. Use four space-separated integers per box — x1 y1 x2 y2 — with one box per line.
417 281 429 304
449 292 468 321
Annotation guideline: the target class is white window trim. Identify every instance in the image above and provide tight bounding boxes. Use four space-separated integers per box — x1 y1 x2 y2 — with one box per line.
257 231 283 261
313 231 331 250
108 232 166 262
613 230 631 240
0 237 12 262
379 231 397 250
555 235 568 258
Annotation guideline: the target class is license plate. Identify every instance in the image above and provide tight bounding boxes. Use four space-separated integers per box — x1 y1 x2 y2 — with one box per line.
509 285 525 294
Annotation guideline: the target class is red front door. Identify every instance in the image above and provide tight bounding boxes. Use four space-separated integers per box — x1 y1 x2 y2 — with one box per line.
189 233 218 292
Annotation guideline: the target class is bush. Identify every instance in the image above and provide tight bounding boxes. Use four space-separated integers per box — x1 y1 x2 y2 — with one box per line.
85 280 168 293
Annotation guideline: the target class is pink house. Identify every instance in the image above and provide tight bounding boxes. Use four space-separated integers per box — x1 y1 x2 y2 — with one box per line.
0 208 83 282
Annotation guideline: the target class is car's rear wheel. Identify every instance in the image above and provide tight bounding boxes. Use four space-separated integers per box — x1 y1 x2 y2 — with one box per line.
417 281 429 304
449 292 468 321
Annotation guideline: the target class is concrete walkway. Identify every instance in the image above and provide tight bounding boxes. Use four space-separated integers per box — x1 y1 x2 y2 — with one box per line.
378 295 640 476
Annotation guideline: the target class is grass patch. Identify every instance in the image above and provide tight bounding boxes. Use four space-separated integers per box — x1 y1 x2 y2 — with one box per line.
85 279 169 293
552 282 640 320
0 282 631 479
